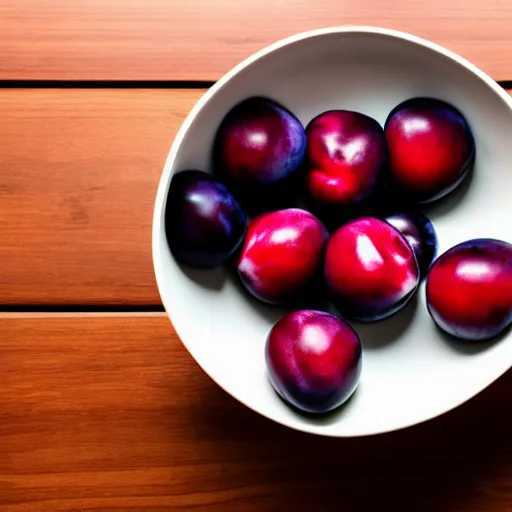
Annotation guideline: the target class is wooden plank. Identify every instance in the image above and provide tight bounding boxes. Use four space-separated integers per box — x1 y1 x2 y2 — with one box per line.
1 88 511 306
1 0 512 81
0 314 511 511
0 88 203 305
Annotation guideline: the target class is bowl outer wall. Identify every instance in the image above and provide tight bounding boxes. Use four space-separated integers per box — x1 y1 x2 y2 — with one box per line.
152 26 512 437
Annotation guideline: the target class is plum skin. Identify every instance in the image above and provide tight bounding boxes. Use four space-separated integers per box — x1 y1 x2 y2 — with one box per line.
165 170 247 268
426 238 512 341
237 209 328 306
265 310 362 414
384 97 475 203
324 217 420 322
305 110 387 207
214 97 306 186
384 211 438 279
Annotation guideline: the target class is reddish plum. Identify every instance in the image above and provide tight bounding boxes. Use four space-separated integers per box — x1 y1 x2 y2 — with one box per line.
165 170 246 268
325 217 420 322
384 211 437 279
305 110 387 207
214 97 306 185
426 239 512 341
266 310 362 414
237 209 328 305
385 97 475 203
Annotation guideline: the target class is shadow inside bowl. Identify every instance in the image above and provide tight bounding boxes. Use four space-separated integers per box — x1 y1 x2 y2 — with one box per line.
421 164 474 219
270 379 362 427
178 264 228 291
436 322 511 355
352 293 419 350
225 266 289 325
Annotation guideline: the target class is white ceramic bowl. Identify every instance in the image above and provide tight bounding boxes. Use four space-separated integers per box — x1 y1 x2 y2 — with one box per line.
153 26 512 437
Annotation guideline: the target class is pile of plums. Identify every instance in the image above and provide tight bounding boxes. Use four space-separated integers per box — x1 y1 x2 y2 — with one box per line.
165 96 512 415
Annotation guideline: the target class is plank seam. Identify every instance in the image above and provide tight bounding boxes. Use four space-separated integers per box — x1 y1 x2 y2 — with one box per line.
0 304 165 313
0 80 214 89
0 80 510 90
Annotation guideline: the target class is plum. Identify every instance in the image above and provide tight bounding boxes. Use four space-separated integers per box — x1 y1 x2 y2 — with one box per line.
214 97 306 186
385 97 475 203
165 170 246 268
426 238 512 341
304 110 387 208
237 208 328 305
325 217 420 322
384 211 437 279
266 310 362 414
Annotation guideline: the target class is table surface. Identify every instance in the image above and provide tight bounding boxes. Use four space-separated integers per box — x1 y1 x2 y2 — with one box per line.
1 2 511 511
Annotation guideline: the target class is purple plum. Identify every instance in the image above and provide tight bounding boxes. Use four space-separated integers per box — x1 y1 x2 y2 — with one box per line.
325 217 420 322
385 97 475 203
266 310 362 414
384 211 438 279
237 209 328 305
305 110 387 208
214 97 306 186
165 170 246 268
426 238 512 341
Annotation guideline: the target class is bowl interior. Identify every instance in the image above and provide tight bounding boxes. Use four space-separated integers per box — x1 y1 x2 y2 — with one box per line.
153 28 512 436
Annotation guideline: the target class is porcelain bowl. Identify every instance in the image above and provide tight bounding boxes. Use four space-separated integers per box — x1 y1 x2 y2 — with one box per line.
153 27 512 437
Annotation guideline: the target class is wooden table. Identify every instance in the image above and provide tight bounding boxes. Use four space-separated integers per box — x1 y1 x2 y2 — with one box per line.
1 2 511 510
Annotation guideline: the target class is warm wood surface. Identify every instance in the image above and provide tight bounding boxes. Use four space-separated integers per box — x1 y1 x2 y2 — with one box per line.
2 0 512 82
0 88 202 305
1 315 511 512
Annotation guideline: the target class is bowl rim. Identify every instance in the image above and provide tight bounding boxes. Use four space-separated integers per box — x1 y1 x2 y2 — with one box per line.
152 25 512 437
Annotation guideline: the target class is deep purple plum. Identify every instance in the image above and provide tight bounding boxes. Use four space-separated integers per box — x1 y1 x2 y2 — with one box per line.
165 170 246 268
426 238 512 341
266 310 362 414
214 97 306 186
384 211 438 279
237 209 328 305
385 97 475 203
305 110 387 208
325 217 420 322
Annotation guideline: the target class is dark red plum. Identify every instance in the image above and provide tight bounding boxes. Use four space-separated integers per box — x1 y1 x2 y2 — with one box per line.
325 217 420 322
426 239 512 341
237 209 328 305
165 170 246 268
266 310 362 414
385 97 475 203
214 97 306 185
384 211 438 279
305 110 387 208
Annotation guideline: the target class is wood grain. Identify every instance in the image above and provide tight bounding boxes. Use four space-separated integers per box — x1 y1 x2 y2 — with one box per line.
0 314 511 511
1 0 512 81
0 88 203 305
